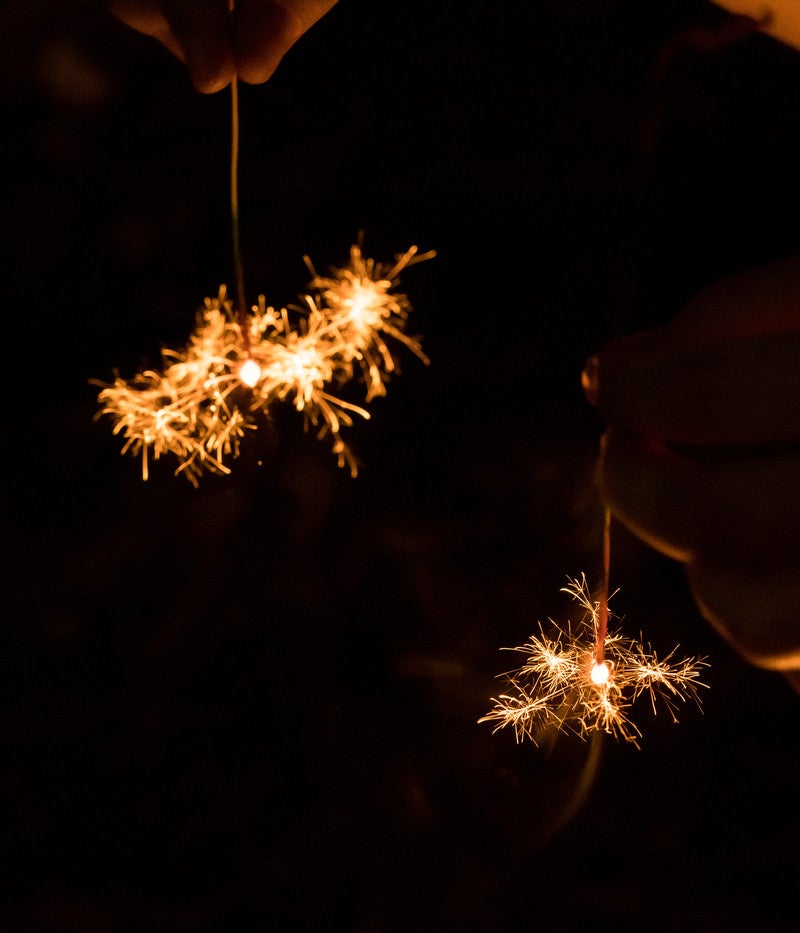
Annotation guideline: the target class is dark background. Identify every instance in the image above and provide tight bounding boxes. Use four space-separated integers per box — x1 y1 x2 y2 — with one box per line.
3 1 799 929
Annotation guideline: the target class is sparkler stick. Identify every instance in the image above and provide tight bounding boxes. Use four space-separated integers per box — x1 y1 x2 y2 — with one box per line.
229 71 249 347
593 504 612 669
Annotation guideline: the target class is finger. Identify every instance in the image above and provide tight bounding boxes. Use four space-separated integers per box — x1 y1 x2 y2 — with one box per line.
233 0 338 85
161 0 236 93
686 560 800 671
108 0 186 60
711 1 800 52
599 429 800 567
583 330 800 447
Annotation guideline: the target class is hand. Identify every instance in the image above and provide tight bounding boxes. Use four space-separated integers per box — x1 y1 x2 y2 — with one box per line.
582 257 800 689
109 0 339 93
711 0 800 52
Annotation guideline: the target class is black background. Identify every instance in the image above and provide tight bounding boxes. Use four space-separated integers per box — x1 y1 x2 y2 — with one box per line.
2 1 799 929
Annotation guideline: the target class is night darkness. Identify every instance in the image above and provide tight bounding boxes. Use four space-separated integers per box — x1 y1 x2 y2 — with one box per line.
3 1 800 930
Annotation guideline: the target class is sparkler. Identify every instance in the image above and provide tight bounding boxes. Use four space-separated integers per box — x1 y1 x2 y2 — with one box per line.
96 247 431 483
480 513 708 748
306 244 434 400
95 35 432 483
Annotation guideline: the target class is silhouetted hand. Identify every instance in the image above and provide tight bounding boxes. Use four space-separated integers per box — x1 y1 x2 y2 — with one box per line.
583 257 800 689
109 0 338 92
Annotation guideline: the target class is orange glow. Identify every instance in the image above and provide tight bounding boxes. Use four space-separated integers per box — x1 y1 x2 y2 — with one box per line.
239 358 261 388
479 575 708 747
96 246 431 483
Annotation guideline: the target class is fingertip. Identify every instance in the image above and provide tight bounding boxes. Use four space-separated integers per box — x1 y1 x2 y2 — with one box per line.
160 0 236 93
188 57 237 93
181 35 236 92
233 3 293 85
236 55 282 87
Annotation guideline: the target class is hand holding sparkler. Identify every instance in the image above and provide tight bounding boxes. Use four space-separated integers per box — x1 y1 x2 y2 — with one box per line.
108 0 338 92
583 256 800 689
96 7 432 482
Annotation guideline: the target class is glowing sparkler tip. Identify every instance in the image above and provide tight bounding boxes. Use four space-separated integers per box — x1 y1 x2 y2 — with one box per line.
481 574 708 748
239 358 261 388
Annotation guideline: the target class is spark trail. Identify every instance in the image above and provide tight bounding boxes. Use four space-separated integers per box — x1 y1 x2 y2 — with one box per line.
479 574 708 748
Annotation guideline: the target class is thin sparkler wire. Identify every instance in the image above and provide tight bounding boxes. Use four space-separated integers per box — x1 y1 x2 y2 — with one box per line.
228 0 249 349
230 74 249 347
596 504 611 662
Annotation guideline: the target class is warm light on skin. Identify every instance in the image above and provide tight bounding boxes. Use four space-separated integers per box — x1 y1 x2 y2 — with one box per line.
711 0 800 51
479 575 708 747
239 358 261 388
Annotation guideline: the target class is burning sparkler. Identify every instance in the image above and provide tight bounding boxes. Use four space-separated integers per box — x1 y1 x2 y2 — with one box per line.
307 244 434 400
94 32 432 486
96 247 431 483
479 573 708 748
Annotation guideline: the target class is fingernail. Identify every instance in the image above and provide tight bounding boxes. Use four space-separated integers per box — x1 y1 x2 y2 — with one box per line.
581 355 599 406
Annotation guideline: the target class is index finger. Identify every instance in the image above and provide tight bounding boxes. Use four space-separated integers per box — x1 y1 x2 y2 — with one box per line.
161 0 236 92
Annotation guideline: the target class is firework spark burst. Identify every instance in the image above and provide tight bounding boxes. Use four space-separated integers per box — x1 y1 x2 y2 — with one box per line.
96 245 432 483
307 244 434 400
479 575 708 748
